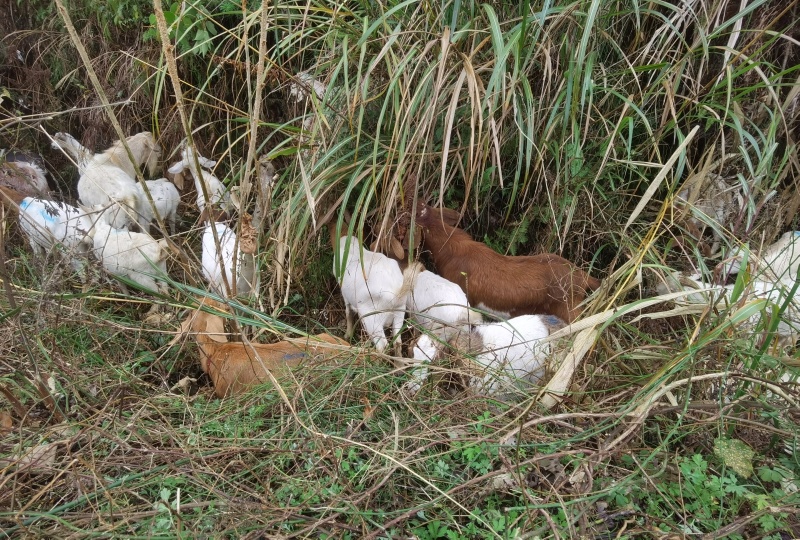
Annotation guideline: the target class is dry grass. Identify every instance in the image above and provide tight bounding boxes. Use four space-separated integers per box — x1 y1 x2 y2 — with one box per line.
1 0 799 537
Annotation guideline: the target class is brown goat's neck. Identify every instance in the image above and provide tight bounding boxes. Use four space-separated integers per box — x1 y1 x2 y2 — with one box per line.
193 335 225 371
328 218 351 252
0 187 26 206
421 219 473 258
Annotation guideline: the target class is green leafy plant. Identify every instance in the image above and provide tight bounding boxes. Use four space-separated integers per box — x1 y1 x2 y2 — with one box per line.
144 2 218 56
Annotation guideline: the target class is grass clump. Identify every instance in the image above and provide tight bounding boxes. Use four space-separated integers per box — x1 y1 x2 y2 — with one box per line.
1 0 799 537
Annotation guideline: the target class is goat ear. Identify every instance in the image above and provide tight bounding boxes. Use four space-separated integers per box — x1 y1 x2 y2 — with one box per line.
172 170 185 190
437 206 460 227
201 311 229 343
198 156 217 168
147 135 159 152
167 161 185 175
391 237 404 259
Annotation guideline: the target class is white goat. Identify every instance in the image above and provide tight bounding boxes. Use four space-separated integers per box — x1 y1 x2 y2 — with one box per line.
289 71 335 162
51 132 93 172
288 71 327 102
91 206 170 295
167 146 232 213
657 271 800 347
52 133 179 233
405 266 482 339
78 132 161 230
723 232 800 283
332 231 421 357
135 179 180 234
676 173 740 255
202 221 256 298
1 187 95 278
407 314 566 397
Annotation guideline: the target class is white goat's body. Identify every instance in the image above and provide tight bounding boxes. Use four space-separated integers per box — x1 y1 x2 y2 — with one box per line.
77 132 161 230
759 232 800 281
676 174 740 255
78 166 140 229
136 178 180 234
409 314 561 396
167 146 232 213
658 271 800 346
18 197 95 276
725 232 800 283
84 132 161 180
289 71 327 102
91 208 170 294
335 235 415 355
406 268 481 338
202 222 256 297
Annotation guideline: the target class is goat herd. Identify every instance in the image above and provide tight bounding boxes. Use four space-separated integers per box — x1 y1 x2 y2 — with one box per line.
1 131 798 400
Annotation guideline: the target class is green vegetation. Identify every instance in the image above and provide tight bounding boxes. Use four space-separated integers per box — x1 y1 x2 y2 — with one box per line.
1 0 799 537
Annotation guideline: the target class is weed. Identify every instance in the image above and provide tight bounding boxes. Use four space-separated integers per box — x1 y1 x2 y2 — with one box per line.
1 0 799 537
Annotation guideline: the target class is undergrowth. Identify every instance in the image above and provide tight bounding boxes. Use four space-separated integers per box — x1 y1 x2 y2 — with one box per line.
1 0 799 537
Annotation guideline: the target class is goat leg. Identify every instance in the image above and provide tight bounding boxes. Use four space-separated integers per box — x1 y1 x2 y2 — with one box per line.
344 304 356 340
391 309 405 363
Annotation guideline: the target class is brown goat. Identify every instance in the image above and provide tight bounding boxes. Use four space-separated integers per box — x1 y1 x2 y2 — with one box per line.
0 159 50 198
0 186 26 209
416 204 601 322
178 298 350 397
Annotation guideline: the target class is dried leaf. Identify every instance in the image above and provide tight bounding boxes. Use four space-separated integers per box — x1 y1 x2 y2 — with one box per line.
360 396 375 423
0 384 28 418
0 411 12 432
714 438 754 478
0 442 59 473
779 356 800 368
170 377 197 393
33 373 64 421
568 467 591 492
490 473 518 491
239 213 257 254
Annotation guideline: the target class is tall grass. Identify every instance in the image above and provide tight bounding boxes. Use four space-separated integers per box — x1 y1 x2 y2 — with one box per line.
0 0 799 537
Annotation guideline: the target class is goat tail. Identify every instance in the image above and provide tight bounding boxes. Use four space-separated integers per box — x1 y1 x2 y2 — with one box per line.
398 261 425 299
581 271 602 292
156 238 171 261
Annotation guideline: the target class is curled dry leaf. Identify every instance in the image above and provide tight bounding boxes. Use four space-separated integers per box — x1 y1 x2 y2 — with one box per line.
170 376 197 393
239 213 257 254
490 473 518 491
0 441 59 473
360 396 375 423
0 411 12 433
143 311 172 326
